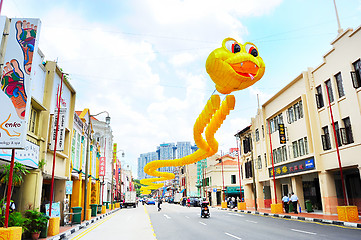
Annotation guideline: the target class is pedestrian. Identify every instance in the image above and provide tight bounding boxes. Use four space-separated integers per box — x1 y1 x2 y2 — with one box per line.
282 194 289 213
157 198 162 211
186 197 190 207
289 192 299 214
231 197 236 208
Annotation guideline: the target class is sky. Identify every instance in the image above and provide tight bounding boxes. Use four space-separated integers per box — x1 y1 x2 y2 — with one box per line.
2 0 361 178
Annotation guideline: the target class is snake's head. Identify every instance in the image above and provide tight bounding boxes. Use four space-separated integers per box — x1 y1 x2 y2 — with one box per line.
206 38 265 94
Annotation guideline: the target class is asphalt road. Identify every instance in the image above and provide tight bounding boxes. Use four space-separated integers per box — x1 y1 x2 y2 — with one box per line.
148 203 361 240
66 202 360 240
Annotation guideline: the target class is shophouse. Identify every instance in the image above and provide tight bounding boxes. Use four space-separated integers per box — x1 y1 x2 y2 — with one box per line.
205 154 239 207
70 109 101 220
91 117 113 204
240 25 361 215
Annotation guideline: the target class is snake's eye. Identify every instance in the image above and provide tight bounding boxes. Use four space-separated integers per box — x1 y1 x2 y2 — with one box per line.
225 40 241 53
245 43 258 57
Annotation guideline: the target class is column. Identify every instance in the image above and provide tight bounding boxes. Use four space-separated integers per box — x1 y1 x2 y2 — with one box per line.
318 171 338 214
291 176 304 210
20 170 42 212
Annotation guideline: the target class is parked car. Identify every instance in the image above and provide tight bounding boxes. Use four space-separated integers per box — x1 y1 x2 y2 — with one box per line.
146 198 155 205
189 197 201 207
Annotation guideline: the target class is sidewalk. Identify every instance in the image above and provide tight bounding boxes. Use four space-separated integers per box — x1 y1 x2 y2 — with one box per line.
45 208 120 240
217 206 361 228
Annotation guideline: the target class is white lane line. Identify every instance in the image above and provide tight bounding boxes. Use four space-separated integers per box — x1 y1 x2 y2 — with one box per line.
164 214 171 219
185 216 190 219
199 221 207 225
225 232 242 240
228 213 244 217
291 229 317 235
245 220 257 224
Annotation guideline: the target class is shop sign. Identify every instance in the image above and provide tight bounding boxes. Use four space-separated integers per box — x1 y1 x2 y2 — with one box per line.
213 188 217 192
49 108 67 151
269 158 315 177
279 124 286 144
99 157 106 176
45 202 60 217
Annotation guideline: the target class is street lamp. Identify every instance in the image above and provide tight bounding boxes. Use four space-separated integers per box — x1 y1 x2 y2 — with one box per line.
84 110 110 219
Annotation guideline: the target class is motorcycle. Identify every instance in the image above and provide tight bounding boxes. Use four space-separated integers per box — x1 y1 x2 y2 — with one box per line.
200 201 210 218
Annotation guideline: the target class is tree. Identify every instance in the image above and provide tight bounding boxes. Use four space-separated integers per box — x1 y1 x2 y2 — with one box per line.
0 162 29 204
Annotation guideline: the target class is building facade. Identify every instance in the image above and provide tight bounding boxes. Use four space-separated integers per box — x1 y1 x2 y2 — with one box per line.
238 25 361 215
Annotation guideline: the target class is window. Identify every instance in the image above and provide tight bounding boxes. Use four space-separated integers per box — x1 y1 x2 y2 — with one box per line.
341 117 354 145
243 136 251 154
270 114 283 133
287 101 303 124
245 161 253 178
298 138 305 156
334 122 342 147
282 145 288 161
321 126 331 150
351 59 361 88
335 73 345 98
304 137 309 154
325 79 334 103
255 129 259 142
264 153 267 167
257 155 262 169
28 107 38 134
292 141 299 158
262 125 264 138
231 175 236 184
316 85 324 108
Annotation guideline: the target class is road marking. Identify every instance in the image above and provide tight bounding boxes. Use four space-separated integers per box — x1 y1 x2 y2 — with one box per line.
245 220 257 224
225 232 242 239
291 229 317 235
185 216 190 219
164 214 171 219
228 213 244 217
199 221 207 225
70 211 120 240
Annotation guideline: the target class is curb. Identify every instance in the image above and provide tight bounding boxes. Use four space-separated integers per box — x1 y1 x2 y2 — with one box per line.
48 208 121 240
217 207 361 229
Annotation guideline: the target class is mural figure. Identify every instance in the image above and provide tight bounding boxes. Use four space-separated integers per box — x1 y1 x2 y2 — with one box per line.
16 20 37 75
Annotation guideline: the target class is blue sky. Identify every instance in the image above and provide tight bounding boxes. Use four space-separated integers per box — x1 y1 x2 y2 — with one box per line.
2 0 361 177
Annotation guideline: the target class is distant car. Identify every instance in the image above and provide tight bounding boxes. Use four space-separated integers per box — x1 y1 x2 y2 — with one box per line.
146 198 155 205
189 197 201 207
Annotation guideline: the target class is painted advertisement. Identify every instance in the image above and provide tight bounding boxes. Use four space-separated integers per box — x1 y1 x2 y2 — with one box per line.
0 140 40 168
0 18 41 149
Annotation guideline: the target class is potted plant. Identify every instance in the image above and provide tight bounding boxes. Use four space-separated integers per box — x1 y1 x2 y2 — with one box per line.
24 210 49 240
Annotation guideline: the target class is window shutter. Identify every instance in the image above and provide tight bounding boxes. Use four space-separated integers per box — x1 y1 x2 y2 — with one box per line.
351 71 361 88
315 94 321 108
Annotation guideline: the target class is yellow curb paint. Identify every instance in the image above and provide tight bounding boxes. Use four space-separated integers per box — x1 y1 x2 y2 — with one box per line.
70 211 120 240
144 205 158 239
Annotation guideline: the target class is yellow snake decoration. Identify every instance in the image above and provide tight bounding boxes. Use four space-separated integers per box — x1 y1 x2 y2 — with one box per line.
140 38 265 194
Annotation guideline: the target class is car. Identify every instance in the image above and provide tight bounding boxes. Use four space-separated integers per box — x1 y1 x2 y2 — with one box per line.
146 198 155 205
189 197 201 207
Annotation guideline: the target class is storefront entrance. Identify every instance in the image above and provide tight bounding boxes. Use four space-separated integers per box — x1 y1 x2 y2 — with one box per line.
302 174 322 210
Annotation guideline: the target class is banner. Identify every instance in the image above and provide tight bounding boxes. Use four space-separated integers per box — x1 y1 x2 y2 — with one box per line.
0 140 39 168
0 18 41 149
99 157 106 176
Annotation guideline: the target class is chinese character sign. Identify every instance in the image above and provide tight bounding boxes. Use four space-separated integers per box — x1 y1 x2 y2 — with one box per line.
279 124 286 144
99 157 106 176
0 18 41 149
269 158 315 177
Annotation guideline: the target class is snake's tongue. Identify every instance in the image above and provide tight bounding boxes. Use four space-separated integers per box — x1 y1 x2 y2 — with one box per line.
248 73 254 80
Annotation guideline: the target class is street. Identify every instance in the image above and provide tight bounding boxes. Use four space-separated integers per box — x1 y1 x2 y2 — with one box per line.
66 203 361 240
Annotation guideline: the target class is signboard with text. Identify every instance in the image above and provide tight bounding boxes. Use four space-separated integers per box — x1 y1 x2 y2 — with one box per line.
279 124 286 144
49 108 67 151
0 18 41 149
269 158 315 177
99 157 106 176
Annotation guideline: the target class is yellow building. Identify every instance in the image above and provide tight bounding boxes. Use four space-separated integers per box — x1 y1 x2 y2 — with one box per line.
70 109 101 220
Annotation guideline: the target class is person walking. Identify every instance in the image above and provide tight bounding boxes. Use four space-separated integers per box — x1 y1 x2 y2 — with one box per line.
158 198 162 211
282 194 289 213
289 192 299 214
186 197 191 207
